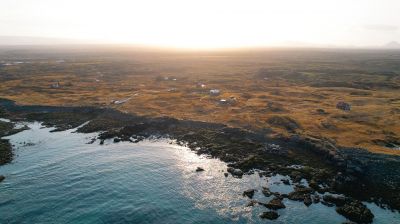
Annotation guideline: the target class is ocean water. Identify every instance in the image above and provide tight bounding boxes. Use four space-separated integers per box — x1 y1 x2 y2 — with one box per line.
0 121 399 224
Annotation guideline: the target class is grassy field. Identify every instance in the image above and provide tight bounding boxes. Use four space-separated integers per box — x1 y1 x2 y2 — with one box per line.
1 46 399 155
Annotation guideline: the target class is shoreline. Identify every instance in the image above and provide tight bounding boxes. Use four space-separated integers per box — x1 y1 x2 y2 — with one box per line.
1 98 399 222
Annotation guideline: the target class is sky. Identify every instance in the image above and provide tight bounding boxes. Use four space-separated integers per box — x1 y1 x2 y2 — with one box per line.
1 0 399 48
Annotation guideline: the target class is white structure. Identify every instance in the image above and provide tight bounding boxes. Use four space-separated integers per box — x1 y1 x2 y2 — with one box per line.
51 82 60 88
209 89 220 96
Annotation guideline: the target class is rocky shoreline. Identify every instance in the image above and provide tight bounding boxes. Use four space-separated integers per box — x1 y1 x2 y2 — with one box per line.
1 98 399 223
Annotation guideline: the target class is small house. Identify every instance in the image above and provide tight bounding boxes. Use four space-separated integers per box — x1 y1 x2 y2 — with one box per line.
51 82 60 89
209 89 220 96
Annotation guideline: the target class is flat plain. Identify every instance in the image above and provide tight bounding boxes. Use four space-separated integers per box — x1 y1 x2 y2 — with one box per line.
1 46 399 155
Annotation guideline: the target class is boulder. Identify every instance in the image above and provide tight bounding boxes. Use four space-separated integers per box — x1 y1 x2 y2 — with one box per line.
262 187 272 197
246 199 259 207
308 179 320 190
265 197 286 210
224 172 228 177
113 138 121 143
260 211 279 220
336 101 351 111
281 179 290 185
196 167 205 172
323 195 347 206
288 186 313 201
233 169 243 177
243 189 255 199
304 195 312 206
227 167 243 177
227 167 235 173
336 200 374 223
321 201 335 207
312 195 321 204
0 175 5 182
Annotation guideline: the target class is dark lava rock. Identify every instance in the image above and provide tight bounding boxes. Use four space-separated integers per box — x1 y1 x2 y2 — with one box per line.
224 172 228 177
308 179 320 190
288 186 314 202
281 179 290 185
99 139 104 145
262 187 272 197
265 197 286 210
323 194 347 206
304 195 312 206
0 139 13 165
321 201 335 207
313 195 321 204
243 189 255 199
0 175 5 182
260 211 279 220
233 169 243 177
87 138 96 144
113 138 121 143
227 167 243 177
336 101 351 111
196 167 205 172
246 199 259 207
336 200 374 223
316 108 328 115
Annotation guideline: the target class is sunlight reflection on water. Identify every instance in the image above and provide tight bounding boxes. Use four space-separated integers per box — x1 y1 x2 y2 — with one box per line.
0 121 399 224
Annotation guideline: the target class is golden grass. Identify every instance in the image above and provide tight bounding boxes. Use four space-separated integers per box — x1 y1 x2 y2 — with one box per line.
1 49 399 155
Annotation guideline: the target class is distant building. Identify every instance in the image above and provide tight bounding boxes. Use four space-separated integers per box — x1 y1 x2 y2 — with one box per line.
51 82 60 88
336 101 351 111
196 83 206 88
218 96 237 106
209 89 220 96
167 88 177 92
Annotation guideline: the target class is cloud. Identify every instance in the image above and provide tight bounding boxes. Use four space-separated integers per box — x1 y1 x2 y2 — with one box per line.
364 24 398 32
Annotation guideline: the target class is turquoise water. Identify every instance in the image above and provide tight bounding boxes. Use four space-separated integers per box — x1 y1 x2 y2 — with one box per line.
0 121 399 223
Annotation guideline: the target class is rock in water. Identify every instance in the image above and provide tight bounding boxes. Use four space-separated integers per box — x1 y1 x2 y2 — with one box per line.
233 169 243 177
113 138 121 143
195 167 204 172
265 197 286 210
0 175 5 182
288 185 313 201
224 172 228 177
313 195 321 204
260 211 279 220
304 195 312 206
262 187 272 197
281 179 290 185
246 199 259 207
336 200 374 223
323 195 347 206
243 189 255 199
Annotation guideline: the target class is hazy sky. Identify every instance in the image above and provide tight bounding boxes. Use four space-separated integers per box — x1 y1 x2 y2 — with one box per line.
1 0 399 48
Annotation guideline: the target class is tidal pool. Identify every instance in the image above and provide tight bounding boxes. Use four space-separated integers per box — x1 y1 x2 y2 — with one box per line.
0 121 399 223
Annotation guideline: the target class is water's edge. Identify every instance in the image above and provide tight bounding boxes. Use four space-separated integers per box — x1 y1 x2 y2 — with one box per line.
0 120 399 223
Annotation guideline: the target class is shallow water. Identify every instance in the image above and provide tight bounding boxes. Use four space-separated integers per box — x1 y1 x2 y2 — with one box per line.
0 122 399 223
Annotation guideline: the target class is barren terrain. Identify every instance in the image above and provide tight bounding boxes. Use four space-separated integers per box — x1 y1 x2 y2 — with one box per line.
1 46 399 155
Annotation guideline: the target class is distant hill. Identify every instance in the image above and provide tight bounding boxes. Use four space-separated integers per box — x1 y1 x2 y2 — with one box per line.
384 41 400 49
0 36 91 45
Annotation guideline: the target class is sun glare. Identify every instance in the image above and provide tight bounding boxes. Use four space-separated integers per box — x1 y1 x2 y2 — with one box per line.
1 0 399 48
